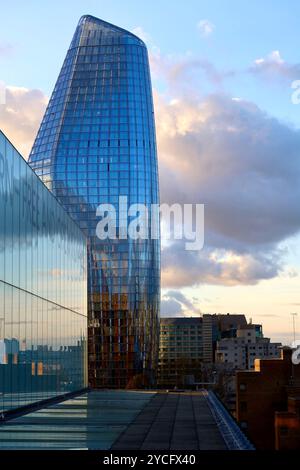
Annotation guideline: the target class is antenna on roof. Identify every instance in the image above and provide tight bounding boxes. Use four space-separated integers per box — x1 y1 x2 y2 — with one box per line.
291 313 298 345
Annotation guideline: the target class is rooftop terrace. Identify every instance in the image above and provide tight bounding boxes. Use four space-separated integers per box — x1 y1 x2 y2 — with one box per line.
0 390 253 450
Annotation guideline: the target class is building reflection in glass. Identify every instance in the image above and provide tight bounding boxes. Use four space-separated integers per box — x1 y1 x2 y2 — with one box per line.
0 130 88 413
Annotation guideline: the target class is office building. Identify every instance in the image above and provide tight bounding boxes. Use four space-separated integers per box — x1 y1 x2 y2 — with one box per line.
0 130 87 414
215 325 281 369
158 314 253 387
158 317 205 387
212 314 248 337
28 15 160 388
211 313 247 352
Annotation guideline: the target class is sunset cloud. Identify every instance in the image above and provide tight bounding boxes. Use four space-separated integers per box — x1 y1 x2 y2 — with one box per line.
153 53 300 288
161 290 201 316
156 93 300 246
162 242 281 288
0 86 48 157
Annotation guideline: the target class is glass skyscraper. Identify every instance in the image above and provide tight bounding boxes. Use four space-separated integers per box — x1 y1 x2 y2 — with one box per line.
0 130 87 414
29 15 160 388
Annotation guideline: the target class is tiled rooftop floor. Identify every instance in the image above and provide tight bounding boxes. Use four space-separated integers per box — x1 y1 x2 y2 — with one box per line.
0 390 227 450
112 391 227 450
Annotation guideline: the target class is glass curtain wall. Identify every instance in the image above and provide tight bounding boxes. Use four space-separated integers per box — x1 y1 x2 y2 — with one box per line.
29 15 160 388
0 131 87 413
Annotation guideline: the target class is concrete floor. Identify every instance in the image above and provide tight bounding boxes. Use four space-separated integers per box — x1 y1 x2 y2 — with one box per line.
0 390 227 450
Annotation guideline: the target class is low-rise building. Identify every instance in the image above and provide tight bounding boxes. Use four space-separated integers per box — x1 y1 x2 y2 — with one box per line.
236 347 300 449
275 395 300 450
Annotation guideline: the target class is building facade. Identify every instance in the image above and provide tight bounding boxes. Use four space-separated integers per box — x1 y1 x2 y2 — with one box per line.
158 317 204 387
211 313 247 354
0 130 87 414
236 348 300 449
158 314 250 387
215 325 281 369
29 15 160 388
275 396 300 450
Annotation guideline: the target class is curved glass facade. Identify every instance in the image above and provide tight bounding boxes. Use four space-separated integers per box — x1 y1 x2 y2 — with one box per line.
29 15 160 388
0 131 87 414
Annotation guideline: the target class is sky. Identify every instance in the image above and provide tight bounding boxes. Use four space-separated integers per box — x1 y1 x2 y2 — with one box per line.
1 0 300 344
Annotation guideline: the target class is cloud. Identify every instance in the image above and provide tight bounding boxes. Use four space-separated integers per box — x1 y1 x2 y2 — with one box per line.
249 50 300 82
162 242 281 288
134 27 233 92
150 52 235 93
157 92 300 246
161 290 201 316
0 86 48 157
166 290 199 312
197 19 215 37
160 94 300 236
153 54 300 288
161 296 183 316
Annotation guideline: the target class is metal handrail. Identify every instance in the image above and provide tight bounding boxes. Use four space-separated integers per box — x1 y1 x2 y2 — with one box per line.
203 389 255 450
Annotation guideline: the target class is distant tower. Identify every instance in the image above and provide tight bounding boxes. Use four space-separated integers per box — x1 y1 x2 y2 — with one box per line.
29 15 160 388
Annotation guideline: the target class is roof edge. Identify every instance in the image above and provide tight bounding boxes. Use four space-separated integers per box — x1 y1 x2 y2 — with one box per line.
78 14 146 47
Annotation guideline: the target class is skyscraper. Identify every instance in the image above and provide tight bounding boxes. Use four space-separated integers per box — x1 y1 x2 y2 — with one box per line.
29 15 160 388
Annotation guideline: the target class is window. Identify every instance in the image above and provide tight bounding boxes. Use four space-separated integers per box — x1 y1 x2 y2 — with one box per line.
240 401 247 412
280 426 289 436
